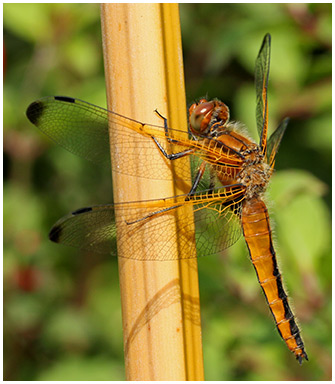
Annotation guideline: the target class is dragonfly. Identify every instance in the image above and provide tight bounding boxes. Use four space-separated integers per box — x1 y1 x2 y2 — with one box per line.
26 33 308 363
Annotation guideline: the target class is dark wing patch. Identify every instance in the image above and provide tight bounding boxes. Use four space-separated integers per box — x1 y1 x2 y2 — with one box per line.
26 100 45 125
54 96 75 103
72 207 93 215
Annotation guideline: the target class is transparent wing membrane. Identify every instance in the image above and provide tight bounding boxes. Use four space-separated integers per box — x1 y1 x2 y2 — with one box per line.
49 186 245 261
27 96 242 183
267 117 289 168
255 33 271 153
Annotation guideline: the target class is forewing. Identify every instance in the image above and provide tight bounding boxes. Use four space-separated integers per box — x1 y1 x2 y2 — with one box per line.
26 96 204 182
255 34 271 154
266 117 289 168
49 186 245 261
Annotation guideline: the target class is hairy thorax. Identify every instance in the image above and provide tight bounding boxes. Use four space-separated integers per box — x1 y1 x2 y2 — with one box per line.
237 148 272 199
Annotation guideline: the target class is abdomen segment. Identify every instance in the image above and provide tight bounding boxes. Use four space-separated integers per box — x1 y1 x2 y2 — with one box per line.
242 198 308 363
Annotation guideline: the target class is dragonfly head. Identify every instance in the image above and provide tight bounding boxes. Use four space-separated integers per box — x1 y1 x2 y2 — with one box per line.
189 99 230 137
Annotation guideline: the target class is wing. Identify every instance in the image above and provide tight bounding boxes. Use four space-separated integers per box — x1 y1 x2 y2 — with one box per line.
26 96 227 182
49 185 246 261
266 117 289 168
26 96 111 167
255 33 271 155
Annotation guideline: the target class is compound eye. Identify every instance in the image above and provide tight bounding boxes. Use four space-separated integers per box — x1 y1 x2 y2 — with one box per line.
189 101 214 134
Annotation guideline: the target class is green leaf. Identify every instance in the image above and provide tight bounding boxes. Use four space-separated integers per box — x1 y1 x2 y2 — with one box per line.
4 4 53 42
269 170 330 272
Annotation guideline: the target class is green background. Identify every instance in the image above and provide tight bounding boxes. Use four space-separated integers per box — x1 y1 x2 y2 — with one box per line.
4 3 331 380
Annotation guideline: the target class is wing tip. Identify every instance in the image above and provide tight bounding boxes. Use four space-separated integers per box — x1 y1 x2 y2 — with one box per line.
264 32 271 43
49 224 62 243
259 33 271 56
26 96 75 126
49 207 93 243
26 100 45 125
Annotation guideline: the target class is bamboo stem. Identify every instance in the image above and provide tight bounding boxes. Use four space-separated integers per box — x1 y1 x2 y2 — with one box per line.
101 4 204 380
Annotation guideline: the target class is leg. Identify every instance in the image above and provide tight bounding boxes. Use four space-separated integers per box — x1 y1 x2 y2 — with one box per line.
154 109 179 144
126 204 182 225
151 136 194 160
185 162 206 201
152 109 195 160
127 163 207 225
155 108 197 142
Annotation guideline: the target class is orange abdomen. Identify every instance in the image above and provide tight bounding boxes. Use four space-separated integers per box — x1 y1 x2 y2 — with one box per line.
241 197 308 363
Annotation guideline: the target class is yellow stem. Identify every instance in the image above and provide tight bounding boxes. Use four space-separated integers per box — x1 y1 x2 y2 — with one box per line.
101 4 204 380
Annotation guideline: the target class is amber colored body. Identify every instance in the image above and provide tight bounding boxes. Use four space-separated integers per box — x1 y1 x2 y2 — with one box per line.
215 125 306 361
188 96 307 363
242 198 306 360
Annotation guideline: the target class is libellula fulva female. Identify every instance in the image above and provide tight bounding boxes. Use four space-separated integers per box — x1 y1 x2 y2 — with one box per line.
26 34 308 363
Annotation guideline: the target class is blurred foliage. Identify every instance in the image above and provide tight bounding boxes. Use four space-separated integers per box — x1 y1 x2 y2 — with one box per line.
3 3 331 381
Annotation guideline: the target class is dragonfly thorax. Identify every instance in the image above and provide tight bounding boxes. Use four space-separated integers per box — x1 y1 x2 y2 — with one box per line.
238 157 272 199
